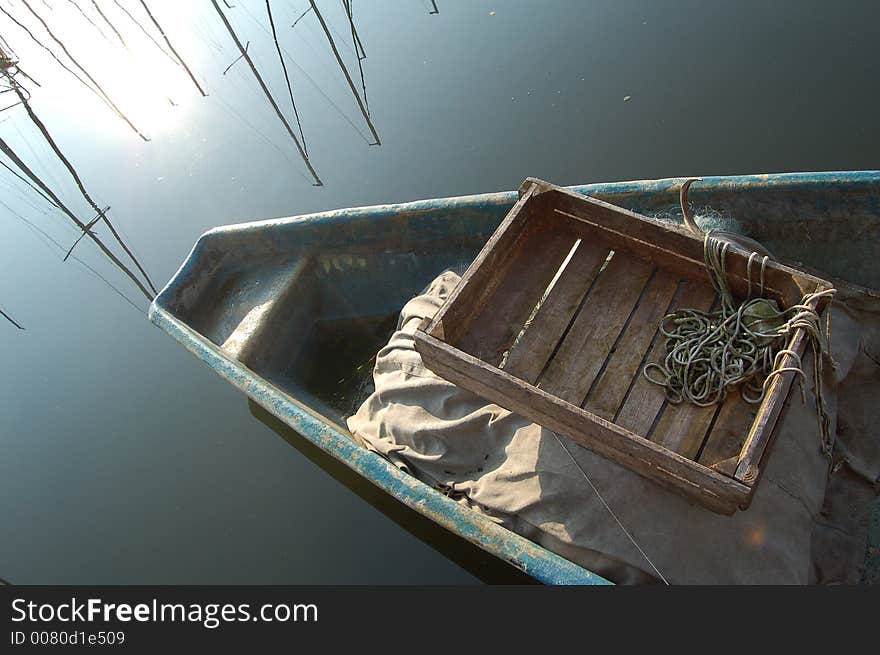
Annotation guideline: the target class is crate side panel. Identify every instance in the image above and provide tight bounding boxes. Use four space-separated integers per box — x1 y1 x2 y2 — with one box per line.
430 185 538 345
414 330 748 515
545 187 824 306
455 224 578 366
735 320 814 483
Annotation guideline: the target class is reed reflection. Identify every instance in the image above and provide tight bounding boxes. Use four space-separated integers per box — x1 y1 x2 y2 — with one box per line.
0 1 388 325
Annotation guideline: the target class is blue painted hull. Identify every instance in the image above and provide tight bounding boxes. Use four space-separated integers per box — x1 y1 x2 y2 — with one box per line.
149 171 880 584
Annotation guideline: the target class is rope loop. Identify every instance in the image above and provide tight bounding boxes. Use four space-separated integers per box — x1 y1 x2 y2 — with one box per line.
644 191 836 454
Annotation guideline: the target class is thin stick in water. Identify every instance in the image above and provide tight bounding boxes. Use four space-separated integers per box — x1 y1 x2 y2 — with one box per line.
291 6 312 27
341 0 366 59
211 0 322 185
2 198 146 314
308 0 379 145
18 0 149 140
112 0 179 67
64 205 108 260
7 80 157 294
65 0 111 43
222 40 249 75
0 157 58 208
0 27 19 57
266 0 308 156
342 0 368 115
0 136 154 300
90 0 128 49
12 64 40 88
0 5 112 107
0 306 25 330
138 0 208 97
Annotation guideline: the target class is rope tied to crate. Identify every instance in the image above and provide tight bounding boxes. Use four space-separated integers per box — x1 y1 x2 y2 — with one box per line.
643 178 836 454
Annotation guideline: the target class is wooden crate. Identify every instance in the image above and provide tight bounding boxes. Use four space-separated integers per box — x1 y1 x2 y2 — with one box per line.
414 178 833 514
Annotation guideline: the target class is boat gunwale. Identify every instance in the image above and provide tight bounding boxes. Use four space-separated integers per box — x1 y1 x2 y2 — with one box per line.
200 169 880 236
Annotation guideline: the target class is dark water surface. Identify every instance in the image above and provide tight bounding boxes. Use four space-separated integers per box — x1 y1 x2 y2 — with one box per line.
2 1 879 583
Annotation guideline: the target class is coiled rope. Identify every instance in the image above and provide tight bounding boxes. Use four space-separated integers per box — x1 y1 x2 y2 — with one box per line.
643 179 836 454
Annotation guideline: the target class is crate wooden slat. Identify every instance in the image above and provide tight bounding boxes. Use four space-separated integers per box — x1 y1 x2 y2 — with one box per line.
613 280 716 436
457 223 579 367
649 291 724 459
414 178 834 514
503 239 608 383
699 395 758 467
538 253 653 405
652 396 718 460
581 268 679 421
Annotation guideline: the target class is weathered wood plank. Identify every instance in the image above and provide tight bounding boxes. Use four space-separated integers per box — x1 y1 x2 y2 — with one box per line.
641 291 727 459
533 181 831 308
538 252 653 405
503 239 609 383
413 329 749 514
456 226 577 366
698 393 757 468
582 268 680 419
552 206 795 308
651 395 719 460
615 280 716 437
734 303 816 484
710 455 739 477
424 183 538 344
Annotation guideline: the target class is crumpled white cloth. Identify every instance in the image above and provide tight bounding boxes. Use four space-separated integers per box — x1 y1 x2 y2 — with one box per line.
348 271 880 584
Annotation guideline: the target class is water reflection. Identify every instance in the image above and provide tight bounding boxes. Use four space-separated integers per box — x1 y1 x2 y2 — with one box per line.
247 399 534 585
15 0 150 139
90 0 127 50
136 0 208 99
0 68 156 300
1 0 383 305
265 0 307 155
307 0 379 146
211 0 320 184
0 304 24 329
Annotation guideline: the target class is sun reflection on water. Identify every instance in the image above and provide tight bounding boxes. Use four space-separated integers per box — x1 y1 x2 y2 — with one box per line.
6 1 205 139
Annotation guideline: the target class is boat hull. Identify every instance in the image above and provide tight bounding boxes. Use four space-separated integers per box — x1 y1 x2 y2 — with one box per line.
150 171 880 584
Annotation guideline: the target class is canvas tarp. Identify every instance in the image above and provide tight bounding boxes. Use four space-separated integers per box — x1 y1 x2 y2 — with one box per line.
347 271 880 584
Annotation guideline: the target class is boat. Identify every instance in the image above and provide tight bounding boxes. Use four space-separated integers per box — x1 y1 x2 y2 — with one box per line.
149 171 880 584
